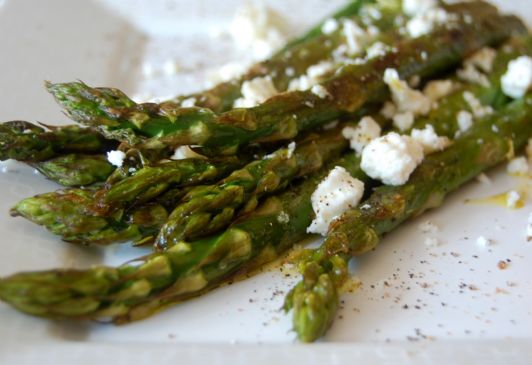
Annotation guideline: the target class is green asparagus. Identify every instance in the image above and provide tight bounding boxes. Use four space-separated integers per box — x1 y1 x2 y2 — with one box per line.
48 3 522 155
285 93 532 342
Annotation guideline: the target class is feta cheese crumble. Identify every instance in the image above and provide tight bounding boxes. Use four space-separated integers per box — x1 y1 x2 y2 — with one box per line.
507 156 529 176
465 47 497 73
229 3 287 60
418 220 439 233
342 116 382 154
107 150 126 167
286 142 296 158
424 237 440 247
322 18 339 34
501 56 532 99
506 190 523 209
410 124 451 154
423 80 454 101
456 110 474 134
171 146 205 160
311 85 331 99
307 166 365 236
234 76 278 108
463 91 493 118
361 132 424 186
406 8 450 38
384 68 431 117
476 236 492 248
393 112 415 132
402 0 437 17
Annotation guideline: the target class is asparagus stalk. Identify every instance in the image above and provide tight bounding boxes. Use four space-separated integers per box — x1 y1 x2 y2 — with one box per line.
285 93 532 342
0 153 368 321
155 127 349 249
30 154 115 187
0 121 116 162
48 3 522 155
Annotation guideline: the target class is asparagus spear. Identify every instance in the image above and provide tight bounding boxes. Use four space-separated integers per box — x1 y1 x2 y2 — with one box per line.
30 154 115 187
0 149 369 320
48 3 522 155
9 188 168 245
0 121 116 162
156 127 349 248
284 93 532 342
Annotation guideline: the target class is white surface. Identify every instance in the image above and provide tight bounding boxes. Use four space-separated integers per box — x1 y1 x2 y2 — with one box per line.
0 0 531 364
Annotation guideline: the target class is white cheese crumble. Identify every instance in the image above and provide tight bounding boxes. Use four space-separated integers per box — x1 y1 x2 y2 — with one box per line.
361 132 424 186
311 85 331 99
229 3 287 60
506 190 522 209
463 91 493 118
456 110 474 134
457 64 490 87
380 101 397 120
403 0 437 17
171 146 205 160
342 19 366 54
384 68 431 117
410 124 452 154
501 56 532 99
342 116 382 154
393 112 415 132
322 18 339 34
527 212 532 241
288 62 334 92
366 42 393 59
286 142 296 158
465 47 497 73
181 97 196 108
406 8 450 38
418 220 439 233
507 157 529 176
476 236 492 248
423 80 454 102
107 150 126 167
307 61 334 80
424 237 440 247
307 166 365 236
234 76 278 108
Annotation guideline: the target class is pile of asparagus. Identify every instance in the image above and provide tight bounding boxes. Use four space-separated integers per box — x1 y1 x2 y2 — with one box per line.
0 0 531 342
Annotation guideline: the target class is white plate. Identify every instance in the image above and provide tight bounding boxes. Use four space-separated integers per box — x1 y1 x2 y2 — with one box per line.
0 0 531 364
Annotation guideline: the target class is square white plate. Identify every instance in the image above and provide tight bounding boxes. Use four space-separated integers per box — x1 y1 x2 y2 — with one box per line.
0 1 531 364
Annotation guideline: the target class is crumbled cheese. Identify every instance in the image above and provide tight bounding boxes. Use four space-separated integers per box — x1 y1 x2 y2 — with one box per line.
229 3 287 60
366 42 393 59
361 132 424 186
277 211 290 224
507 156 529 176
527 212 532 241
286 142 296 158
181 97 196 108
411 124 452 154
393 112 415 132
311 85 331 99
380 101 397 120
285 67 295 77
506 190 522 209
342 19 366 54
423 80 454 101
406 8 450 38
322 18 339 34
107 150 126 167
457 63 490 87
463 91 493 118
307 61 334 80
424 237 440 247
456 110 474 134
476 236 492 248
342 116 382 154
171 146 205 160
384 68 431 116
476 173 492 185
234 76 278 108
501 56 532 99
418 220 439 233
307 166 365 236
403 0 437 17
465 47 497 73
288 75 312 91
